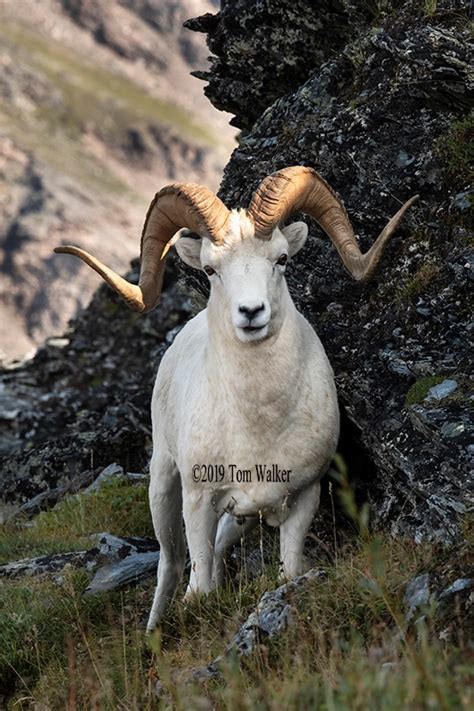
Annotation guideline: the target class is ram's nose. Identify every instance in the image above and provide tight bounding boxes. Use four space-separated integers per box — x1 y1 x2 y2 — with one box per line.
238 302 265 321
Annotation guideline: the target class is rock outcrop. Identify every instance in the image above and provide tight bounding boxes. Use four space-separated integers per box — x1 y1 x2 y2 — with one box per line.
182 0 473 542
0 531 161 589
185 0 365 129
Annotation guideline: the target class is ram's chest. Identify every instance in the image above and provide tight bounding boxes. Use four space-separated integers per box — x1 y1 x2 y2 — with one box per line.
176 373 339 504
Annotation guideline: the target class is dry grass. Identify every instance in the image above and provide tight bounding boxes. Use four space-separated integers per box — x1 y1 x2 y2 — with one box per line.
0 473 472 708
396 261 441 303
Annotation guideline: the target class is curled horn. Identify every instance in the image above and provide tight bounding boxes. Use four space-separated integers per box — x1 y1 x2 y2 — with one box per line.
247 166 418 281
54 184 230 312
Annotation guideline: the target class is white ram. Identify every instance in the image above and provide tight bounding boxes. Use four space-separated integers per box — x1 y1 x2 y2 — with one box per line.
55 166 417 631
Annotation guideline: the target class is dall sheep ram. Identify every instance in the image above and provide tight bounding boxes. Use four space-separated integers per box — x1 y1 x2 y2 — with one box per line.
55 166 417 631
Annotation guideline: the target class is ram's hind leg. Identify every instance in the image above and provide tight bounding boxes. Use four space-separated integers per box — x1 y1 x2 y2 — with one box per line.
213 513 258 587
146 450 185 632
279 479 321 579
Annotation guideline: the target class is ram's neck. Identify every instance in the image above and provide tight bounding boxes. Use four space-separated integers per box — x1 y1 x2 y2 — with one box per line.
205 285 306 412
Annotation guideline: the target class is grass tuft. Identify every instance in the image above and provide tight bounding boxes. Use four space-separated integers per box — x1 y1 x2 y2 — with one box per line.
0 479 152 565
424 0 438 15
396 261 441 303
436 114 474 189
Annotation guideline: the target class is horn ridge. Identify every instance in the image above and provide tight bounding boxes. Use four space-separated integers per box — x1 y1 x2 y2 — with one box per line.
247 166 418 281
54 183 230 312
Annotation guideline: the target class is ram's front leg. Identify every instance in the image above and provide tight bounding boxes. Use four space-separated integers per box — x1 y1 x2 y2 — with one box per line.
279 479 321 579
183 492 218 600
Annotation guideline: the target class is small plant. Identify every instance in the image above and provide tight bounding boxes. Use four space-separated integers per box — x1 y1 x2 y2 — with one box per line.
360 0 398 21
345 41 367 71
396 261 441 302
436 114 474 189
424 0 438 15
405 375 448 406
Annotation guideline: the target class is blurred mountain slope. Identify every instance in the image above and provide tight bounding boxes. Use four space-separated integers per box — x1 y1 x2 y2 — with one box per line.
0 0 233 360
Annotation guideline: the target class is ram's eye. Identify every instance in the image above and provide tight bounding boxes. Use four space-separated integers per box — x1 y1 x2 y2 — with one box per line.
276 254 288 266
203 265 215 276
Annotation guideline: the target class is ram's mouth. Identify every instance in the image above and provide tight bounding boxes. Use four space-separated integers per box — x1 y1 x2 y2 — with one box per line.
242 324 266 333
236 322 270 343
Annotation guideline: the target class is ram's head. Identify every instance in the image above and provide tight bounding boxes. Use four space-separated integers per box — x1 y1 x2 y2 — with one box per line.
55 166 418 339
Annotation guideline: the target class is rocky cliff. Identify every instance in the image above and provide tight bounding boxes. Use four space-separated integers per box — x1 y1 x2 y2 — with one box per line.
183 0 473 541
0 0 232 360
0 0 472 544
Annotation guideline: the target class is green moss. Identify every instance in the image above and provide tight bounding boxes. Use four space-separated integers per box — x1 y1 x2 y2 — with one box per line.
436 114 474 189
397 261 441 302
405 376 472 408
405 375 447 406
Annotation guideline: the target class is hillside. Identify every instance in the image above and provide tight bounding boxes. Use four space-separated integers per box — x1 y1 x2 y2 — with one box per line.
0 0 472 707
0 0 233 360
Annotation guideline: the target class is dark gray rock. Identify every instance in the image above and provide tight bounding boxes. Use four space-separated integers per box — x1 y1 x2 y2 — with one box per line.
404 571 473 625
439 577 473 599
184 0 473 542
185 0 369 129
0 549 99 579
425 379 458 401
83 463 148 494
84 463 125 493
85 550 160 593
405 573 431 620
168 568 326 688
0 532 160 587
84 532 161 593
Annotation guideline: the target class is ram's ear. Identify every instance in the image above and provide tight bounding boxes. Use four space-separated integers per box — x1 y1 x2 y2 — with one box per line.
175 232 202 269
280 221 308 257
